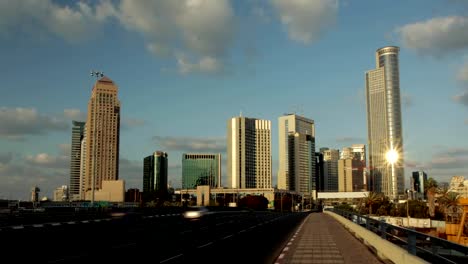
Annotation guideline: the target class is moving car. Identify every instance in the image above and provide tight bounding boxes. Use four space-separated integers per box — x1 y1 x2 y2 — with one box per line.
182 206 211 220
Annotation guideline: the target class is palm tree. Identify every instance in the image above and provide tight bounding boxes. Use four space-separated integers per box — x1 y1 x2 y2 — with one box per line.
364 191 382 215
439 192 460 223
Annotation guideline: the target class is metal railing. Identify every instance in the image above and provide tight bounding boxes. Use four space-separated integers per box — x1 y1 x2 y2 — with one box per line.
330 208 468 264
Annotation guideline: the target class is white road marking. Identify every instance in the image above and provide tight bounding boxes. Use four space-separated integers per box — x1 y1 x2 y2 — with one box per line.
160 254 183 263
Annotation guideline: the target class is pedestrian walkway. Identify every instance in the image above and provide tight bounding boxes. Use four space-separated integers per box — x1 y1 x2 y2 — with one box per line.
274 213 383 264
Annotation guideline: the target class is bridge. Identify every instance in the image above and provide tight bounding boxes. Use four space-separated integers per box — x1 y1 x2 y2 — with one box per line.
1 208 467 263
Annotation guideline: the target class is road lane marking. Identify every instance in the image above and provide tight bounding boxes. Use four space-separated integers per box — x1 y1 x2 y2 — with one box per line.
222 234 233 240
33 224 44 228
197 242 213 248
160 254 183 263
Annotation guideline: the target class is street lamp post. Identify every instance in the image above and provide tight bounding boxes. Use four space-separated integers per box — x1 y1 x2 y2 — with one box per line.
89 70 103 206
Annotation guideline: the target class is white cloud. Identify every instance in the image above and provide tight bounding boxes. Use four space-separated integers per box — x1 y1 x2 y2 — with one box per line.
153 136 226 152
271 0 338 44
0 0 115 42
63 108 86 121
177 54 223 74
395 16 468 56
25 153 69 169
0 107 68 140
118 0 234 74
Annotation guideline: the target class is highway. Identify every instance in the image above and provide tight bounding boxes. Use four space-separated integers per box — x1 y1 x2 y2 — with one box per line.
0 209 308 263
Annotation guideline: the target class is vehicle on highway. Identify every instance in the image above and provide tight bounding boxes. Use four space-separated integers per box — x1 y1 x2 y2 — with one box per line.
182 206 211 220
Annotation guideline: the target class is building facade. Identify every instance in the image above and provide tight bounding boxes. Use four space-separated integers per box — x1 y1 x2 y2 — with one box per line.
69 121 85 201
84 76 121 198
321 148 339 192
278 114 316 196
143 151 168 196
338 144 367 192
366 46 405 199
182 153 221 189
227 116 272 189
412 171 427 199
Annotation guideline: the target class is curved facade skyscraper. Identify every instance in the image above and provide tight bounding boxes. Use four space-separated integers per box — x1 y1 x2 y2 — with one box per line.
366 46 404 199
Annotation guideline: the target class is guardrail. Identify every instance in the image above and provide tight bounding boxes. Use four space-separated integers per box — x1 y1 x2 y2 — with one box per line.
330 208 468 264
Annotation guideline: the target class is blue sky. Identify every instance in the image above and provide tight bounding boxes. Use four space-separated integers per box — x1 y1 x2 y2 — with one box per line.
1 0 468 200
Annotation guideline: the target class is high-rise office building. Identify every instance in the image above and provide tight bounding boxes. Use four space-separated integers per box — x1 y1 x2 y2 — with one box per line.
79 125 87 199
69 121 85 201
412 171 427 199
182 153 221 189
338 144 367 192
321 148 339 192
227 116 272 189
84 76 121 197
143 151 168 196
315 152 324 191
278 114 316 196
366 46 405 199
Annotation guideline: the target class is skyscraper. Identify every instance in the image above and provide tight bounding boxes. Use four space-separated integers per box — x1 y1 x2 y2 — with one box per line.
412 171 427 199
84 76 121 198
143 151 168 197
366 46 404 199
278 114 316 196
69 120 85 201
227 116 272 189
321 148 339 192
182 153 221 189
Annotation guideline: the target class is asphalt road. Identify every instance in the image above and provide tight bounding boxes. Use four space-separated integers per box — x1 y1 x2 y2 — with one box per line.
1 210 308 264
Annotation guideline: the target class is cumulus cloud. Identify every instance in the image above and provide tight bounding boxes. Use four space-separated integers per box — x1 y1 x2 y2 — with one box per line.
176 54 223 74
25 153 69 169
153 136 226 152
0 0 115 42
0 150 69 200
118 0 234 74
271 0 338 44
0 1 236 75
428 147 468 170
63 109 87 121
395 16 468 56
0 107 68 140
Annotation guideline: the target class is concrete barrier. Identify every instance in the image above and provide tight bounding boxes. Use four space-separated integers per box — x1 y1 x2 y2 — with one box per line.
325 211 429 264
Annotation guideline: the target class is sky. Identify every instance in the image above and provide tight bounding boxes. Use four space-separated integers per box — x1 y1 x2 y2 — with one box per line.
1 0 468 200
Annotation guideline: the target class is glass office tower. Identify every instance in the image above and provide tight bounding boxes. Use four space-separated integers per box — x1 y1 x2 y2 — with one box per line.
366 46 405 199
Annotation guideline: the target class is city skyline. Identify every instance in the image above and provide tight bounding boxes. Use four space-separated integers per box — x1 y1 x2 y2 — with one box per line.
1 0 468 199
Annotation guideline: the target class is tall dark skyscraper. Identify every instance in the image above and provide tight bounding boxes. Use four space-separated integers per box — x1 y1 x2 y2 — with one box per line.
366 46 405 199
69 120 85 201
143 151 168 196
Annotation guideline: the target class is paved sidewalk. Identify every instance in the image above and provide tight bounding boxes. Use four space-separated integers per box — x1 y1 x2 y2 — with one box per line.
274 213 383 264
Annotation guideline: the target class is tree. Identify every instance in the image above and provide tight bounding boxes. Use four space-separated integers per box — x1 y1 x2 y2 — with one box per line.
364 191 382 215
439 192 461 223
